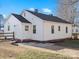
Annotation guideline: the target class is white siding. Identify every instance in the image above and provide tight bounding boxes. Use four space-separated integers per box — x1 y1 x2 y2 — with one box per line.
21 11 44 41
4 11 73 41
4 15 22 39
43 21 72 41
4 15 32 39
21 11 72 41
21 23 32 39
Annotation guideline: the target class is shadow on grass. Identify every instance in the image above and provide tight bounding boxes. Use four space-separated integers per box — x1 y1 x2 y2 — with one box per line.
55 40 79 50
22 39 79 51
23 42 65 51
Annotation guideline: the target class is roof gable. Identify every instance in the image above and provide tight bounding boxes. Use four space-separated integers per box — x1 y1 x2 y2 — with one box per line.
12 14 31 23
26 10 71 24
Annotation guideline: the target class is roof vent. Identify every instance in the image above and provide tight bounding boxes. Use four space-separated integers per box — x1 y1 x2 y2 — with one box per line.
49 14 53 16
34 9 38 13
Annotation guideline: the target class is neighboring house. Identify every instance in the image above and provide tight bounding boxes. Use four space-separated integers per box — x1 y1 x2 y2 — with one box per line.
72 25 79 33
72 24 79 39
4 10 72 42
0 15 5 31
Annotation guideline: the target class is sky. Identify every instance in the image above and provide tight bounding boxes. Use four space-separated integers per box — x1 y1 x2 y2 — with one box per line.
0 0 58 18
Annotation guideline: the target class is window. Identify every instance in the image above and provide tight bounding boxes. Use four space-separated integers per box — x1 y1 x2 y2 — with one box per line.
33 25 36 34
58 26 60 31
76 29 78 32
72 29 74 32
8 25 10 31
14 25 16 27
51 25 54 34
25 26 29 31
66 27 68 33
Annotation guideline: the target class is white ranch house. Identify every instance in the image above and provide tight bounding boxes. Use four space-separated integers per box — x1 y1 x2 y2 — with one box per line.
4 10 72 42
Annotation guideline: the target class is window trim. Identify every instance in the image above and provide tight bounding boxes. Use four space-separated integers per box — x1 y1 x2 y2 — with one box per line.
58 26 60 31
8 25 10 31
51 25 54 34
33 25 36 34
25 25 29 31
66 26 68 33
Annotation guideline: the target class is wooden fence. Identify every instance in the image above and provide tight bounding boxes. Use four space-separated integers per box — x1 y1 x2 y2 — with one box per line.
0 32 15 40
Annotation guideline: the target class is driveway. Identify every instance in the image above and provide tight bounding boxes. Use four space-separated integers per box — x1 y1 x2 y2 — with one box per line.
23 42 79 58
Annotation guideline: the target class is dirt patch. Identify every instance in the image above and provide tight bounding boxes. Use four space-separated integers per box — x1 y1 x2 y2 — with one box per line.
0 40 26 59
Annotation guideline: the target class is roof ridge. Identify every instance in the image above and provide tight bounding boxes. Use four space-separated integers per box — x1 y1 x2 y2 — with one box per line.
26 10 71 24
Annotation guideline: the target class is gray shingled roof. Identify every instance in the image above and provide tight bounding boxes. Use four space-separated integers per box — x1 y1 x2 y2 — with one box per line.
12 14 31 23
27 10 71 24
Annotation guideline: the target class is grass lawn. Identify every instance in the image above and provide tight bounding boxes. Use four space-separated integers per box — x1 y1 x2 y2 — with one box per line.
17 47 72 59
55 40 79 48
0 41 72 59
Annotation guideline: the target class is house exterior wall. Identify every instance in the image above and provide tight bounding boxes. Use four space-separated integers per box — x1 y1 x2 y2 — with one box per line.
21 10 73 41
72 26 79 33
4 15 23 39
4 15 32 39
21 11 44 41
21 23 32 39
43 21 72 41
72 26 79 39
4 11 73 41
